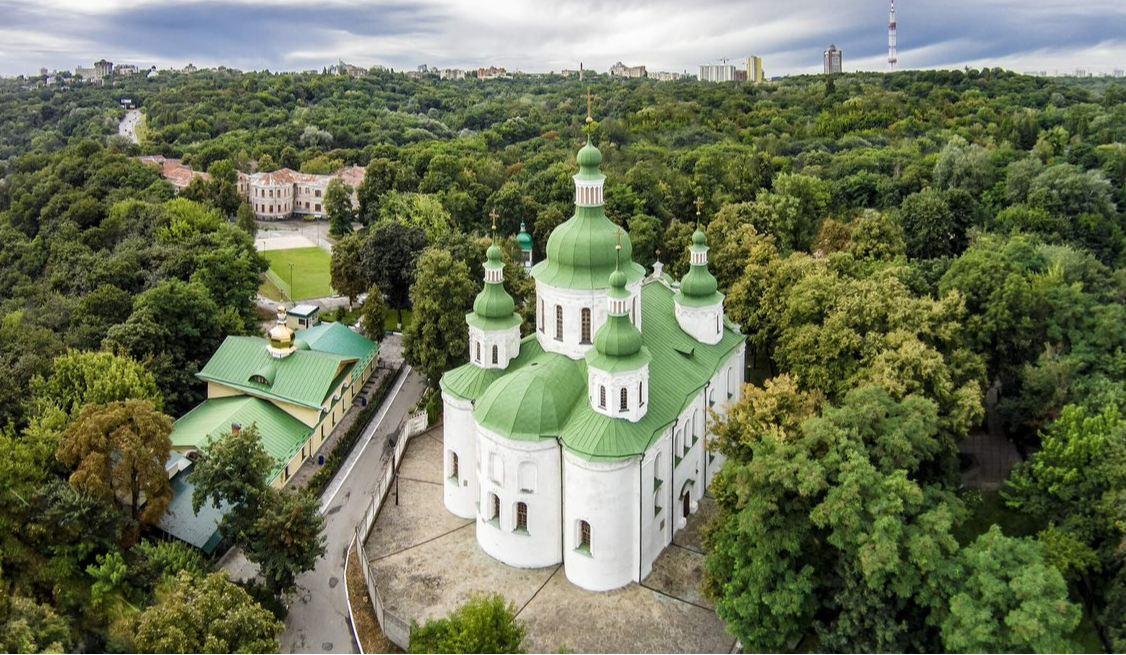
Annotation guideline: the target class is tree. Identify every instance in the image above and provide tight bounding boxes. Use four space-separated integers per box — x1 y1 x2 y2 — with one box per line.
34 349 163 418
941 526 1080 653
105 279 225 415
235 202 257 235
247 488 326 596
409 593 526 654
933 136 995 198
403 248 477 386
378 190 452 240
189 423 273 528
329 233 367 307
896 188 963 260
360 283 387 341
361 221 428 327
704 380 962 652
0 590 70 654
325 178 354 238
848 209 906 262
207 159 242 216
56 399 173 529
132 571 283 654
190 425 325 596
357 157 400 223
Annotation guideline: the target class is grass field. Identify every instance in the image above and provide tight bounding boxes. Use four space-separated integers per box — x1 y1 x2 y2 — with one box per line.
261 247 333 301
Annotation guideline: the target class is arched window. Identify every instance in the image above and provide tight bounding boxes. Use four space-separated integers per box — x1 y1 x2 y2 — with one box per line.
488 493 500 525
581 308 591 343
620 387 629 411
578 520 591 551
632 297 637 324
599 385 606 408
491 345 498 364
516 502 528 532
538 299 544 333
475 341 481 362
716 314 720 334
555 305 563 341
450 452 459 481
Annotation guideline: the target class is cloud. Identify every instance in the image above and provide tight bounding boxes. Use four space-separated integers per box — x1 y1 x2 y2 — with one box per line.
1 0 1125 77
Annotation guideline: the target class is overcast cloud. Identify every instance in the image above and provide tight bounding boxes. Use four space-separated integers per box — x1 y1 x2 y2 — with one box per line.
1 0 1125 77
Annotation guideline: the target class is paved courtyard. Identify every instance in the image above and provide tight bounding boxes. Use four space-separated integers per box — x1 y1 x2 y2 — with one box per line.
364 430 736 654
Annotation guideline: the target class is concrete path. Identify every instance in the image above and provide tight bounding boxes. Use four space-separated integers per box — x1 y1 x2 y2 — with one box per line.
118 109 141 144
281 367 428 654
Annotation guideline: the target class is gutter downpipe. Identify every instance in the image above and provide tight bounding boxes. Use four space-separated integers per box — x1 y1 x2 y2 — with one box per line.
638 452 644 582
556 436 564 564
703 382 711 492
668 417 678 545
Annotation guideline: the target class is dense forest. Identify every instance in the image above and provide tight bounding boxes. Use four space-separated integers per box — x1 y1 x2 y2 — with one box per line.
1 66 1125 651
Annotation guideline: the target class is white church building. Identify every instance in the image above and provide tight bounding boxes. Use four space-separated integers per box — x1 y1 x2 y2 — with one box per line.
439 137 746 592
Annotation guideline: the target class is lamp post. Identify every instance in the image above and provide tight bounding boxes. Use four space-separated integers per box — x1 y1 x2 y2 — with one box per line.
288 262 294 304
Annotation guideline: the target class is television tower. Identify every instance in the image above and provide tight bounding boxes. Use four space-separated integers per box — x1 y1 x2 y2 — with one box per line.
888 0 898 70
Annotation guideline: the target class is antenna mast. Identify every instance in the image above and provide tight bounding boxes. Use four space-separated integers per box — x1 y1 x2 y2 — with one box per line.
888 0 898 71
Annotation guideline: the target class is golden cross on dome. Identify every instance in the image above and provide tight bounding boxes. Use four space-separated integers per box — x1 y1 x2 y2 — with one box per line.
694 197 704 228
616 225 622 251
489 209 498 232
585 86 597 124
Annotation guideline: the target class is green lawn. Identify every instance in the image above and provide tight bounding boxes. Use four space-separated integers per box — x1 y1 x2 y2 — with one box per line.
261 247 333 301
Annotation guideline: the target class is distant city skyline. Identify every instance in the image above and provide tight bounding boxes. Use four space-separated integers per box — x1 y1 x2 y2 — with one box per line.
2 0 1125 78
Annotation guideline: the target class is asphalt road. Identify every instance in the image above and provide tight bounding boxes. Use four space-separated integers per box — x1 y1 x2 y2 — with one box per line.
119 109 141 144
281 367 429 654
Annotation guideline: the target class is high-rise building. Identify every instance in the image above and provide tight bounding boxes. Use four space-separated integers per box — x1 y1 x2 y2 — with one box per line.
824 45 843 74
699 64 736 82
747 56 764 83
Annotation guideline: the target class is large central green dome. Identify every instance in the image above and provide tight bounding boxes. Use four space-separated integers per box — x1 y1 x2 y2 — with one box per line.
531 139 646 289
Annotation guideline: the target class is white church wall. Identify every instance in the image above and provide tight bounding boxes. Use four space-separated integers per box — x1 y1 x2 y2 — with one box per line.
467 324 522 369
639 430 674 581
562 452 638 591
534 280 642 360
475 425 563 569
442 393 478 519
674 301 724 345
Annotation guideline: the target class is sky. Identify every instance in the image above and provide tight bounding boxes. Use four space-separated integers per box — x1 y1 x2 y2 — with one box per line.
1 0 1125 78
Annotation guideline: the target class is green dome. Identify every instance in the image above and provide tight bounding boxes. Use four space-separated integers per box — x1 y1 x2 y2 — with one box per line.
536 208 646 289
473 356 586 440
593 313 643 358
473 282 514 319
608 266 628 296
692 229 707 246
486 242 503 263
679 265 718 298
577 139 602 168
516 222 533 250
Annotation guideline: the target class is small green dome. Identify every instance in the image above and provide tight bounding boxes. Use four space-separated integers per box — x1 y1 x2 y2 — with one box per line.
473 278 514 319
608 266 627 294
486 242 503 263
593 313 643 358
680 265 718 298
516 222 533 250
577 139 602 168
692 229 707 246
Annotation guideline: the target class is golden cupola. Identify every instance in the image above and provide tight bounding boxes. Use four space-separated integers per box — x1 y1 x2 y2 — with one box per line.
267 305 297 358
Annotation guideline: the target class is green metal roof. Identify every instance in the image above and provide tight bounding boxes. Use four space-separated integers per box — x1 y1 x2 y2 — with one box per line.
440 280 746 461
517 222 533 250
170 396 313 481
473 350 587 441
198 336 354 409
532 206 646 289
676 229 723 306
158 453 229 554
297 322 379 381
472 247 516 320
531 139 646 290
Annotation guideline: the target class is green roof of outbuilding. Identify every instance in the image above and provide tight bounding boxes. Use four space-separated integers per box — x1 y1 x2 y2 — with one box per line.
297 322 378 380
440 280 745 461
170 396 313 481
198 336 355 409
158 453 229 554
532 206 646 290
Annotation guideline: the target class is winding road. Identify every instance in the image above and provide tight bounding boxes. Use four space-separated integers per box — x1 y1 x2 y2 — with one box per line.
118 109 141 144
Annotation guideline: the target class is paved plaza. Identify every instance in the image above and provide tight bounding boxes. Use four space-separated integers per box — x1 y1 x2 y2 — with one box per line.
364 430 737 654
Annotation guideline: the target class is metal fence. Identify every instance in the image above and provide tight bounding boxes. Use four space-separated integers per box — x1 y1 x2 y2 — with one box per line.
345 410 429 653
